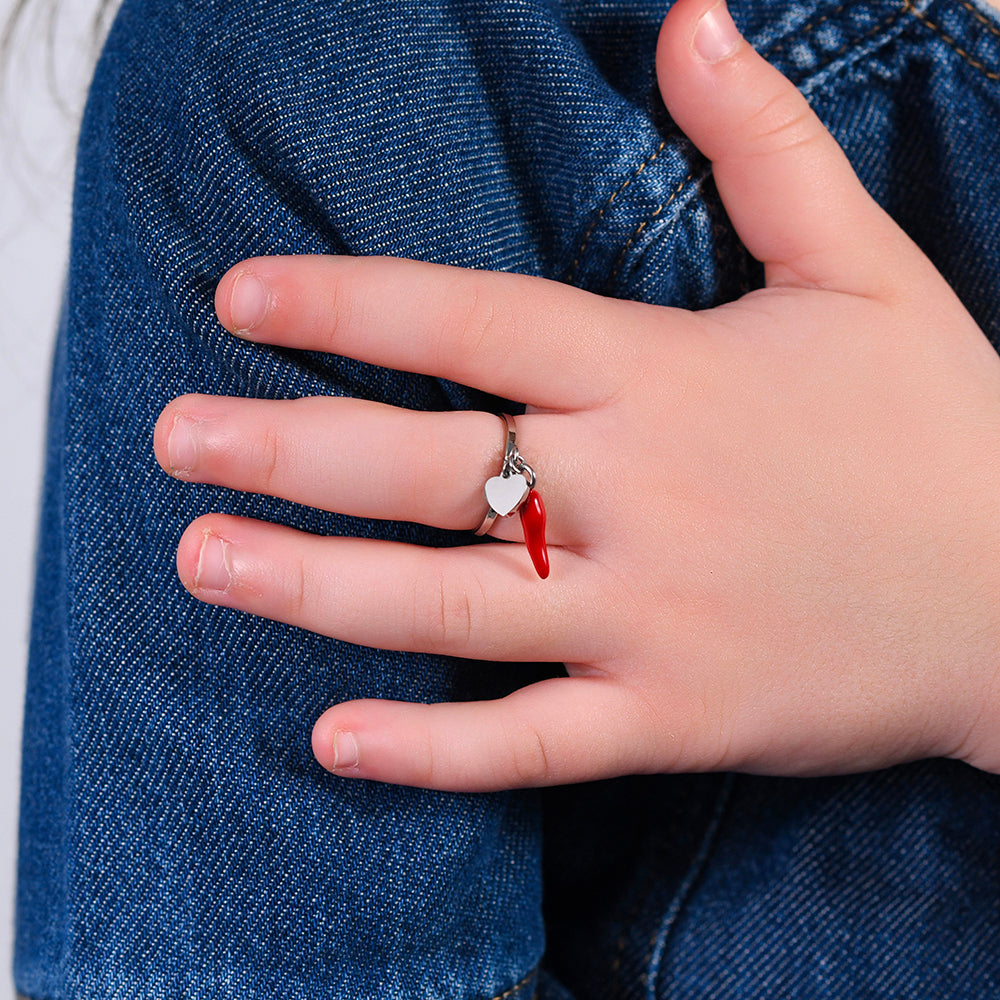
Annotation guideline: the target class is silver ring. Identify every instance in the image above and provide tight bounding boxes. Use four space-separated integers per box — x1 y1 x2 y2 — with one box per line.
475 413 535 536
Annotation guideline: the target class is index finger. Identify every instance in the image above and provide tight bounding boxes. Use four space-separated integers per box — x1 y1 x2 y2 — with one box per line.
215 255 662 409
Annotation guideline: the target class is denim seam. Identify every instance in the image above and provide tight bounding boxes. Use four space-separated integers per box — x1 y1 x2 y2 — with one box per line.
642 773 738 1000
565 139 670 283
14 957 542 995
577 0 904 291
765 2 850 58
902 0 1000 80
609 170 700 284
486 965 537 1000
760 2 907 80
955 0 1000 36
609 2 906 290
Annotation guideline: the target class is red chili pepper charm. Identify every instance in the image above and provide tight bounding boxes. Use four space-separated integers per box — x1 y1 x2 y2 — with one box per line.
519 489 549 579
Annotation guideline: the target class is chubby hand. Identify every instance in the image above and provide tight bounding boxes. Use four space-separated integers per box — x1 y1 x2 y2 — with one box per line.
154 0 1000 790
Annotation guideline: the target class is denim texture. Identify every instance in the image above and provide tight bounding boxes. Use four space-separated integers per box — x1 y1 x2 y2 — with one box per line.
15 0 1000 996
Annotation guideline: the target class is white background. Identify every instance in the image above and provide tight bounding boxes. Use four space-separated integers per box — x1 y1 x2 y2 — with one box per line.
1 1 94 993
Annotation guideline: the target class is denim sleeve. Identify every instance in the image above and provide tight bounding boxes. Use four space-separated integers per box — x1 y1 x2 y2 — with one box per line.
15 0 1000 998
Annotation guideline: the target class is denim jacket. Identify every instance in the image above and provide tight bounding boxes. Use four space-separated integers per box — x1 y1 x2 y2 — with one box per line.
16 0 1000 997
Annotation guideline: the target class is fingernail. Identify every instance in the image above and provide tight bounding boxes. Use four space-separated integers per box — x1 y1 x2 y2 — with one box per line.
693 1 741 63
332 731 360 773
229 271 268 333
167 414 198 474
195 532 232 593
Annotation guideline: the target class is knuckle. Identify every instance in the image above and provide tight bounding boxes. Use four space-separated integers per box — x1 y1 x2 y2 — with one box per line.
255 424 282 494
411 561 480 654
278 551 308 622
415 728 438 787
444 280 513 372
317 271 347 349
745 88 823 157
503 719 552 786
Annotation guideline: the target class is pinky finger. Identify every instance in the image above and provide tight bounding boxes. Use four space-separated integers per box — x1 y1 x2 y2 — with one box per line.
311 676 657 792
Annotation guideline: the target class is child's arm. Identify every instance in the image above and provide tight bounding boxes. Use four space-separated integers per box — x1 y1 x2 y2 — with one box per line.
154 0 1000 790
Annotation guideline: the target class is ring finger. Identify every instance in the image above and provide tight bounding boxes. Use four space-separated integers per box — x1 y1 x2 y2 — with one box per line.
175 513 602 662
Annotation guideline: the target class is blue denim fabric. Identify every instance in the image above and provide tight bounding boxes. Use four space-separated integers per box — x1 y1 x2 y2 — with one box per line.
15 0 1000 997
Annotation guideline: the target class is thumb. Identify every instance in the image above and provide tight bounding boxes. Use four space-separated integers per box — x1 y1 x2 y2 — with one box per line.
656 0 905 294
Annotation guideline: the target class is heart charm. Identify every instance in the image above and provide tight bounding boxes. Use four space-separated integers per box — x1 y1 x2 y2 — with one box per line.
484 473 529 517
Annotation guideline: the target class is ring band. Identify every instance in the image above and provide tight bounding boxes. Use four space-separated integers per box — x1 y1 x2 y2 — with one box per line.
475 504 501 537
475 506 500 536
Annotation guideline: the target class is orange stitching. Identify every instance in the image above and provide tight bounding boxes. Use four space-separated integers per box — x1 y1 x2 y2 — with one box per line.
903 0 1000 79
953 0 1000 41
488 968 537 1000
609 171 697 285
573 2 906 286
766 1 907 63
567 139 668 282
609 4 910 289
809 7 907 68
765 2 848 57
573 0 851 283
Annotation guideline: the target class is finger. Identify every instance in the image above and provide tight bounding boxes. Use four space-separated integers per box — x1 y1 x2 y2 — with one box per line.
656 0 914 294
214 254 664 409
176 513 599 662
155 396 588 545
311 677 659 791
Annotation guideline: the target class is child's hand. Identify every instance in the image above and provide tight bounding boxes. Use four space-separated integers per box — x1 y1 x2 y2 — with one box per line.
154 0 1000 790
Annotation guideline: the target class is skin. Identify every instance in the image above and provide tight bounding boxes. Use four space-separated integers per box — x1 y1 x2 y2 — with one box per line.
154 0 1000 792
